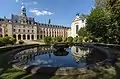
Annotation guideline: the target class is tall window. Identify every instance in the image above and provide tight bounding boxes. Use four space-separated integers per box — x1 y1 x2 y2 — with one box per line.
23 29 25 32
18 29 21 32
76 25 79 33
13 29 15 32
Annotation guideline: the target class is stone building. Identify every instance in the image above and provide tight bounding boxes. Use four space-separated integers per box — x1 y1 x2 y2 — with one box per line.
0 5 69 40
69 14 86 37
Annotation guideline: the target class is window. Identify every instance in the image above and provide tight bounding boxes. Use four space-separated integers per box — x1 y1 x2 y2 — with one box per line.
32 30 34 33
23 25 25 28
23 29 25 32
23 20 25 23
18 29 21 32
0 34 2 37
29 21 31 24
82 20 84 23
13 29 15 32
28 30 29 32
15 20 17 23
6 29 8 32
76 25 79 33
76 47 78 52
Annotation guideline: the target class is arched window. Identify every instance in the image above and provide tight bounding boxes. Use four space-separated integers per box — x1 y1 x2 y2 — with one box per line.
27 35 30 40
76 25 79 33
40 35 42 39
5 34 8 37
0 34 2 37
13 34 16 39
18 34 21 40
31 35 34 40
23 34 26 40
37 35 39 39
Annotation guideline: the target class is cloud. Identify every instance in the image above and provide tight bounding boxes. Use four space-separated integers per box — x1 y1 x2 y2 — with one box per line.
30 9 53 16
33 1 38 4
16 0 19 3
23 1 38 6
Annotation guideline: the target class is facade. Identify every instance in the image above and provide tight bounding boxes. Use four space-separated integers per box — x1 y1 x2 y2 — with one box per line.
69 14 86 37
0 5 69 40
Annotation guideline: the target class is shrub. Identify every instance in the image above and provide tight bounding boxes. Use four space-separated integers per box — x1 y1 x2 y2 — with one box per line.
2 36 12 45
0 37 17 47
56 36 62 42
44 36 52 44
73 37 78 43
67 37 73 43
51 37 57 43
78 36 83 42
19 40 24 44
84 36 90 42
63 37 67 42
0 38 5 46
9 38 17 45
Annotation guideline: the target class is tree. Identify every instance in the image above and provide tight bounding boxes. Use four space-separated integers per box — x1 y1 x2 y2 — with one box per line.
44 36 52 44
83 36 90 42
78 36 84 42
0 37 17 46
77 27 90 37
107 0 120 44
73 37 78 43
56 36 62 42
63 37 67 42
95 0 107 7
86 7 111 43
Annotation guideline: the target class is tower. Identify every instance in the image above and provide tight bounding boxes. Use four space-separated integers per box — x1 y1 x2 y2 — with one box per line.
21 4 26 17
48 19 51 24
20 4 27 24
71 14 86 37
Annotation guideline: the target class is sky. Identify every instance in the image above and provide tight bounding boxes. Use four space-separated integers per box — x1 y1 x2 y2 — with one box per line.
0 0 94 27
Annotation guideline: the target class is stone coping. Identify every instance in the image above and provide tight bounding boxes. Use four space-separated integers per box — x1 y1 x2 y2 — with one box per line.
91 43 120 47
12 63 93 75
0 44 39 49
0 44 39 52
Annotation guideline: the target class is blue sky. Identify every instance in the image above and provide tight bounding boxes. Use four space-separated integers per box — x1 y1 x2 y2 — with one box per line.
0 0 94 27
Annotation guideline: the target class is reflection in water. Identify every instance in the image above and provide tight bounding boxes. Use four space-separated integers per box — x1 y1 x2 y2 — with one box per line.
13 46 107 67
71 46 107 66
71 46 89 65
85 48 107 65
53 48 69 56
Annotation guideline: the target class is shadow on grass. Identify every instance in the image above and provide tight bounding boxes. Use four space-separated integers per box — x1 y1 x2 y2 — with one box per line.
24 74 54 79
14 67 59 79
114 64 120 79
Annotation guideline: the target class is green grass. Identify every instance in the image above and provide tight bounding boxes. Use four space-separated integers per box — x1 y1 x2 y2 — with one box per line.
0 68 24 79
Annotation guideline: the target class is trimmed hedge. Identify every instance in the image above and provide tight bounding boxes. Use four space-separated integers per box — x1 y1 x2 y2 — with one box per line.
0 37 16 47
19 40 24 44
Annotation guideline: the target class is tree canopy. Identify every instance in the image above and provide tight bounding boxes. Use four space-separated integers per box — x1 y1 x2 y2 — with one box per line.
85 0 120 44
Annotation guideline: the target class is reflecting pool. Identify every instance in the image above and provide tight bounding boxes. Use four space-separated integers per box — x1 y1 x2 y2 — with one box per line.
14 46 107 68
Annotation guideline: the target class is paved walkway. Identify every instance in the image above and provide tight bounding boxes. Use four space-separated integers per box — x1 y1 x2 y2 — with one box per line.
23 40 45 45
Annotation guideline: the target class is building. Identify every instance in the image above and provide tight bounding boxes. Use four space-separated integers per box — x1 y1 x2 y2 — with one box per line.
0 5 69 40
69 13 86 37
